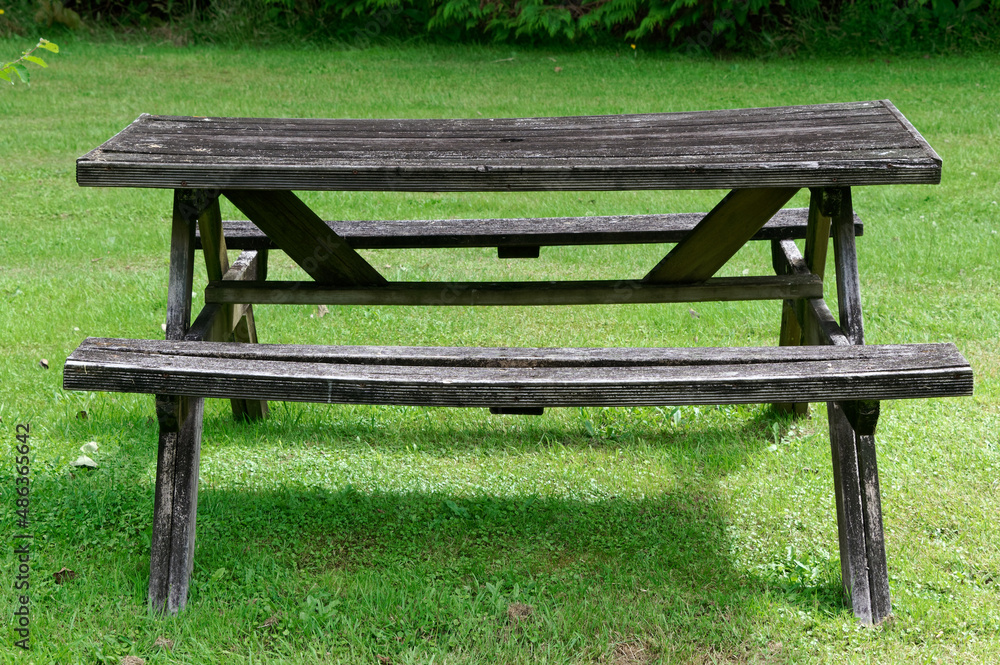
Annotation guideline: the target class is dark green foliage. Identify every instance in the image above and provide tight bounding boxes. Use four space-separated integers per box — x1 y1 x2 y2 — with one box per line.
6 0 1000 50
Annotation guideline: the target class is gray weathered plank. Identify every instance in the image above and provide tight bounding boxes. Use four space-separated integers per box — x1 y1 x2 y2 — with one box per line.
203 275 822 307
223 189 386 285
644 188 799 283
826 186 891 625
195 209 864 251
833 189 865 345
63 339 973 407
68 336 970 369
165 190 209 339
151 192 206 615
772 239 851 347
828 401 873 623
77 101 942 191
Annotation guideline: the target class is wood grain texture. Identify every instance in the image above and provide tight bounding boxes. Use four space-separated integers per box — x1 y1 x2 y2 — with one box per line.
223 189 386 285
804 189 834 280
829 401 873 623
198 198 229 282
203 275 823 307
832 188 865 345
194 209 864 251
856 430 891 623
152 199 207 614
773 239 851 347
165 191 202 339
149 395 202 615
186 250 270 421
77 102 942 192
63 338 973 408
644 188 799 283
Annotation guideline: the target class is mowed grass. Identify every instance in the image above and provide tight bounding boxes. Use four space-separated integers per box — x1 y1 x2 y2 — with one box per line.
1 40 999 663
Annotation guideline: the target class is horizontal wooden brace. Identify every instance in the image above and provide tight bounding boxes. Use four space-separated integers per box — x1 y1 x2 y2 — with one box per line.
203 275 823 307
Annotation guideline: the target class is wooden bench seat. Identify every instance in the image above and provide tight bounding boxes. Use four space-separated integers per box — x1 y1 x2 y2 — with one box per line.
195 207 863 258
64 337 971 410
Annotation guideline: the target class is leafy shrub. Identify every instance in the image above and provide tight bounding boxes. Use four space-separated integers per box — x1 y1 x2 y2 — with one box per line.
1 37 58 85
10 0 1000 51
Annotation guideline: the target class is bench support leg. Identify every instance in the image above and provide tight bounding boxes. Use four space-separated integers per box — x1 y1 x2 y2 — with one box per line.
149 395 204 614
828 402 890 624
826 187 891 625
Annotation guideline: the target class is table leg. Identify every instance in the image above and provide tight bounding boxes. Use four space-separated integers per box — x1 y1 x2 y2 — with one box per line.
826 187 891 625
150 189 211 614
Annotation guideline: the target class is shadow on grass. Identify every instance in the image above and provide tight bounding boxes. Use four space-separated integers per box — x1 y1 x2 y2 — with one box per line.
30 400 849 658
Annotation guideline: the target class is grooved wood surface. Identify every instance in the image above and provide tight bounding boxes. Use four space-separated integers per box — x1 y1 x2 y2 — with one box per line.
77 101 941 191
64 338 973 408
194 209 864 251
202 275 822 306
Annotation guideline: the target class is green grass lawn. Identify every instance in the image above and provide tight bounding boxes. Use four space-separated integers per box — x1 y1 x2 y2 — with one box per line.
1 39 999 663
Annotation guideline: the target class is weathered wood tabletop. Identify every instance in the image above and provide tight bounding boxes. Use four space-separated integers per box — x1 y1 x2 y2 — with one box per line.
78 100 940 191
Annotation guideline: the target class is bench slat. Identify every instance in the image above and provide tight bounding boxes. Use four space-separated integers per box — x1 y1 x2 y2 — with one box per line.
64 338 973 408
195 208 863 251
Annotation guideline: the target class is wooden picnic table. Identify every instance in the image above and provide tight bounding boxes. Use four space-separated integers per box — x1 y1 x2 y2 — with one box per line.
66 100 972 624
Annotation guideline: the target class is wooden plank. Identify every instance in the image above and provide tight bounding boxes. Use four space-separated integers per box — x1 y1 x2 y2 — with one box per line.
78 160 942 192
856 430 891 623
826 186 891 624
67 337 969 368
63 340 973 407
149 394 203 615
222 189 386 286
804 188 835 280
195 209 864 251
77 102 944 192
198 198 229 282
833 189 865 345
165 190 208 339
881 100 943 165
203 275 823 307
151 192 209 614
644 188 799 283
773 239 851 347
828 401 873 623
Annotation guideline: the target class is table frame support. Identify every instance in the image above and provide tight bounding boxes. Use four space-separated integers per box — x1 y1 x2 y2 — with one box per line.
826 188 891 624
773 186 891 625
149 190 210 614
144 186 893 623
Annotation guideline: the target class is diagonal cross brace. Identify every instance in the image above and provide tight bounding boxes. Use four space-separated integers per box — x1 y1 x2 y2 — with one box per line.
644 187 799 284
223 189 386 286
